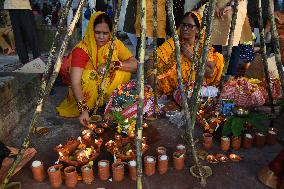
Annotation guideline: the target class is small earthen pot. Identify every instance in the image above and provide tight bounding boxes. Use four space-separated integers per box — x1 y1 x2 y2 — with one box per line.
220 136 230 151
231 136 241 150
255 132 266 148
98 160 110 181
243 133 253 149
176 144 186 154
266 128 278 145
47 165 62 188
173 152 185 170
112 162 125 182
81 165 94 184
128 160 137 181
64 166 78 188
156 146 167 157
31 160 45 182
203 133 213 150
144 156 156 176
158 155 168 175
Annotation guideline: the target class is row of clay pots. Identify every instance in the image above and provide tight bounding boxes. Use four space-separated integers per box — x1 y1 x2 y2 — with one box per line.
203 128 278 151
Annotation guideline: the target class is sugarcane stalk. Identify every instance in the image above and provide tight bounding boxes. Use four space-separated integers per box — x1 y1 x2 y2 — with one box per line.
91 0 122 115
217 0 239 100
152 0 158 117
189 0 216 186
167 0 213 186
32 0 73 133
136 0 146 188
0 1 85 189
258 0 275 114
268 0 284 95
187 3 209 89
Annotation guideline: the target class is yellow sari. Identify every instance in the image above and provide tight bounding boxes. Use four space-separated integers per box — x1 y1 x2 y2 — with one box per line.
57 12 133 117
155 38 224 95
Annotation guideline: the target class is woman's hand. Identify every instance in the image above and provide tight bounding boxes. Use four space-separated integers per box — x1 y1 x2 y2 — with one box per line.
79 111 90 126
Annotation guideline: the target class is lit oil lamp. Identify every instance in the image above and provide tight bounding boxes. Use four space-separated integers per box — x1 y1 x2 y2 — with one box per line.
216 154 228 162
95 128 104 135
81 129 92 140
95 138 103 148
87 123 97 130
206 155 218 163
101 122 110 128
142 123 148 128
128 131 135 138
106 140 114 147
75 150 88 164
229 154 241 162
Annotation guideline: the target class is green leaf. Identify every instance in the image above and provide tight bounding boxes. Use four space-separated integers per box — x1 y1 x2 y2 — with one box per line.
222 117 233 136
231 117 246 137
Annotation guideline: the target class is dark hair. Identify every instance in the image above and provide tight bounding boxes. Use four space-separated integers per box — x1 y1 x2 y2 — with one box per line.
182 12 201 29
93 13 113 32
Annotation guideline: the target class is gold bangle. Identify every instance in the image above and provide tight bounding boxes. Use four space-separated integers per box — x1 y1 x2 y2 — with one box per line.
77 99 89 113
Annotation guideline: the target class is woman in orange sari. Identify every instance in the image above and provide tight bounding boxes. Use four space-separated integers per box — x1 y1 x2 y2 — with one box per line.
146 11 224 95
57 12 137 126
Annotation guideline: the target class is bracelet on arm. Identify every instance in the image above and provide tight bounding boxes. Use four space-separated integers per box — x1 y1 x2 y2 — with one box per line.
113 61 122 70
77 99 89 113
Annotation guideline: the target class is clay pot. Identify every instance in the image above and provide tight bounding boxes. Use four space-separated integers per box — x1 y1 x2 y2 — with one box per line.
243 133 254 149
112 162 125 182
81 165 94 184
144 156 156 176
64 166 78 188
176 144 186 154
266 128 278 145
158 155 168 175
98 160 110 181
203 133 213 150
231 136 242 150
48 165 62 188
128 160 137 181
31 160 45 182
220 136 230 151
255 132 266 148
156 146 167 157
173 152 185 170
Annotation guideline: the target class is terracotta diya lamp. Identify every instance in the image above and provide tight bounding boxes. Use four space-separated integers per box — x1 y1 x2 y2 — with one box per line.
112 162 125 182
47 164 62 188
31 160 45 182
266 128 278 145
128 131 135 138
87 123 97 130
64 166 78 188
156 146 167 157
128 160 137 181
144 156 156 176
101 122 110 128
231 136 242 150
216 154 228 162
98 160 110 181
158 155 168 175
176 144 186 154
81 164 94 184
173 152 185 170
75 150 89 165
243 133 253 149
95 138 103 149
206 155 218 163
142 123 149 128
255 132 266 148
95 128 104 135
220 136 230 151
229 154 241 162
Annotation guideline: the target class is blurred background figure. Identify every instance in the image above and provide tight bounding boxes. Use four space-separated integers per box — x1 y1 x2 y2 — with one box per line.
0 10 15 55
4 0 40 64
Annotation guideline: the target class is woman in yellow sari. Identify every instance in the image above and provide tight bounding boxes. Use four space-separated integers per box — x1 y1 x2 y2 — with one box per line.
146 11 224 95
57 12 137 126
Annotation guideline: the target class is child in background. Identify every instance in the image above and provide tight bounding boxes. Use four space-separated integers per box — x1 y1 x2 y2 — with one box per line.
239 31 256 72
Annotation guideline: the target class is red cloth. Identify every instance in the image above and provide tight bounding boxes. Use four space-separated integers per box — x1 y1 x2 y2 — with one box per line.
269 149 284 176
71 48 90 68
59 48 90 85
